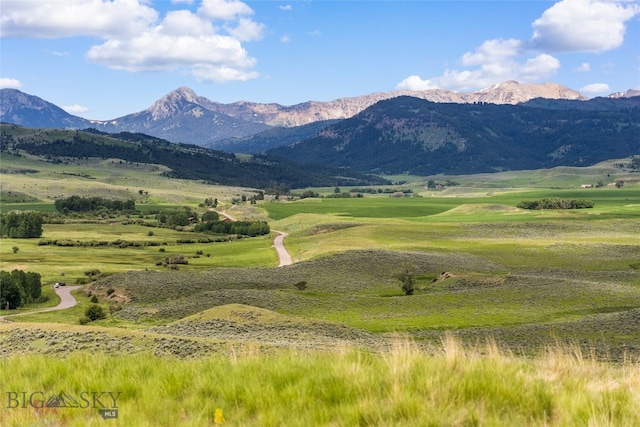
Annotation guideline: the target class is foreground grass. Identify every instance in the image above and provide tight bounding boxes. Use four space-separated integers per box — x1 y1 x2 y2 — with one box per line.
1 337 638 426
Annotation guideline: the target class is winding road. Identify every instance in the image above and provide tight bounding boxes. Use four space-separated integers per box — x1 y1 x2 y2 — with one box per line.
215 209 293 267
272 231 292 267
1 210 293 323
0 285 81 321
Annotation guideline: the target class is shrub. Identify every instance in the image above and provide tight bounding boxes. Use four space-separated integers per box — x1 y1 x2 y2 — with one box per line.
109 303 123 315
84 269 101 280
517 198 594 210
90 295 99 303
84 304 106 321
396 269 416 295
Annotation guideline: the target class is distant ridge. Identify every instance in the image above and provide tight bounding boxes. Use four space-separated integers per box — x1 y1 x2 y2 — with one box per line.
607 89 640 99
0 88 90 129
0 81 635 148
193 80 588 127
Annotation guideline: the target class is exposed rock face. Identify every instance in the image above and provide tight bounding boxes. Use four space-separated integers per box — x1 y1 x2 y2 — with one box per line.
201 81 588 127
607 89 640 99
469 81 587 104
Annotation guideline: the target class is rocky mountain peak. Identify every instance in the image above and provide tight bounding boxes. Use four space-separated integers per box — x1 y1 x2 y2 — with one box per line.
474 81 587 104
146 87 203 120
0 88 89 128
1 88 50 112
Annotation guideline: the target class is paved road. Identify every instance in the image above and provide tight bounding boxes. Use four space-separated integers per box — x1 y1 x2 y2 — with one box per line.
272 230 292 267
0 285 82 321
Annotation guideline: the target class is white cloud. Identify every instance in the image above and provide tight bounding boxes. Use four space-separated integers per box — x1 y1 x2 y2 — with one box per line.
397 38 560 92
46 49 70 57
433 56 559 92
397 0 640 93
198 0 254 21
0 78 22 88
461 39 522 66
518 54 561 81
396 75 439 91
62 104 89 114
280 35 291 43
1 0 263 84
226 17 265 42
159 10 216 37
531 0 640 52
574 62 591 72
280 5 293 11
191 65 258 82
86 31 257 81
580 83 611 93
0 0 158 38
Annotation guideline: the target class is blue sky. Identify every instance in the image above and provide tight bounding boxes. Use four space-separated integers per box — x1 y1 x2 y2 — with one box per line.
1 0 639 120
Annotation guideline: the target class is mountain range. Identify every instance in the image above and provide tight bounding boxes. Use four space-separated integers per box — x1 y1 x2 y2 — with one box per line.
1 82 638 178
2 81 638 149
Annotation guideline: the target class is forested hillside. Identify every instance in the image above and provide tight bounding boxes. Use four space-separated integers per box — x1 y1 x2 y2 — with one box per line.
267 97 640 175
0 125 387 189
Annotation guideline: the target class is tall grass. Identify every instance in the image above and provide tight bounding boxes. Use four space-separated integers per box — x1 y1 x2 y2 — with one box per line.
1 337 638 426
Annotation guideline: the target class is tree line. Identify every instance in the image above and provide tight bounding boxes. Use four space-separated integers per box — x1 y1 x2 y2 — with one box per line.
0 269 44 309
517 198 595 210
1 212 43 238
54 196 135 213
194 220 270 237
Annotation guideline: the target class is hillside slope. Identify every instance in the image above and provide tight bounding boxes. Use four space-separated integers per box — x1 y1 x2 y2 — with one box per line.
0 125 387 189
267 96 640 175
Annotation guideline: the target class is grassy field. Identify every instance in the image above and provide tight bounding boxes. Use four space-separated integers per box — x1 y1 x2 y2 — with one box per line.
1 336 639 427
1 152 639 425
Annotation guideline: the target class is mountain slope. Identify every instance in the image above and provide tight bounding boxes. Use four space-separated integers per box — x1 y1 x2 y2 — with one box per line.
0 88 92 129
91 87 271 145
0 125 387 189
1 82 590 148
209 119 341 153
267 96 640 175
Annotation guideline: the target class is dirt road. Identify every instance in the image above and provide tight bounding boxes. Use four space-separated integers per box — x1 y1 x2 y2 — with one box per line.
272 230 292 267
214 209 292 267
0 285 82 321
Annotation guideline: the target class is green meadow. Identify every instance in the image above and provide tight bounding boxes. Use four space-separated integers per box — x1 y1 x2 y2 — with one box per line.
1 151 639 425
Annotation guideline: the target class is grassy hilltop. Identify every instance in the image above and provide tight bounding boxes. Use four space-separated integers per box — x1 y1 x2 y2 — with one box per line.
1 149 639 426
